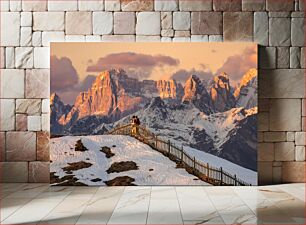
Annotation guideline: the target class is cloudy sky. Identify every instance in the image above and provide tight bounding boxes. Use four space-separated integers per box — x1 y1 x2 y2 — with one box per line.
51 42 257 104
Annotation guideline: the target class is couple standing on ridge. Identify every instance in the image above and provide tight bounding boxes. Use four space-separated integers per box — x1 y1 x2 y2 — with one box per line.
131 115 140 136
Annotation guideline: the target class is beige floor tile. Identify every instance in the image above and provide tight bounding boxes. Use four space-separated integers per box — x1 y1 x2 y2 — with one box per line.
108 187 151 224
76 187 124 224
0 183 304 224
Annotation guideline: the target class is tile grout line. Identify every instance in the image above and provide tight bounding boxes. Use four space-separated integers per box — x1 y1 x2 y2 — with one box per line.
105 186 126 225
174 187 185 224
1 184 58 224
0 183 34 222
231 187 265 223
75 187 100 224
35 186 76 223
1 198 33 222
145 186 152 225
1 183 27 199
201 187 227 225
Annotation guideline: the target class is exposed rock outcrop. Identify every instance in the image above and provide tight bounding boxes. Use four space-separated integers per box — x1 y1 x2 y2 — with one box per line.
50 93 72 134
182 75 213 115
234 69 258 109
210 72 236 112
156 79 183 100
59 69 145 126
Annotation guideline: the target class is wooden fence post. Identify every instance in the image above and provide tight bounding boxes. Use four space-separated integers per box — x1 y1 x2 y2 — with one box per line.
220 167 223 186
181 146 183 161
155 135 158 148
108 123 252 186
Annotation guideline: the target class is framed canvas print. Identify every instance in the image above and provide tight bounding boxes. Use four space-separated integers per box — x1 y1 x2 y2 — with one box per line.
50 43 258 186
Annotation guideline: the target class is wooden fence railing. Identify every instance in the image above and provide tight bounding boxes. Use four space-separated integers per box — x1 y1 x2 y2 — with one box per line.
107 124 252 186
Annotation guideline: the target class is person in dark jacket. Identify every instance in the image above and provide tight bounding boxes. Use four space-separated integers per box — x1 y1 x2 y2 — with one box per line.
131 116 136 136
135 116 140 135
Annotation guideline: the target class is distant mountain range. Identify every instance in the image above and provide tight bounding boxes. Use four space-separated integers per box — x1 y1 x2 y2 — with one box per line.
51 68 258 171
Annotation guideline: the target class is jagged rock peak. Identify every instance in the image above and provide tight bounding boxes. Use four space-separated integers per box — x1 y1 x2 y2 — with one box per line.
212 72 230 91
218 72 229 79
50 92 60 104
190 74 201 80
156 79 182 99
58 68 145 126
210 72 236 112
50 92 73 133
234 68 257 96
182 74 202 102
182 74 213 114
241 68 257 82
234 69 258 109
188 74 202 85
94 68 127 82
97 70 110 79
50 93 71 109
157 79 177 84
91 70 114 90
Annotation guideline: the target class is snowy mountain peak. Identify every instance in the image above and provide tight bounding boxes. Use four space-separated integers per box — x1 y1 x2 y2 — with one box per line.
234 68 258 109
148 97 165 109
182 74 213 115
238 69 257 88
51 69 258 173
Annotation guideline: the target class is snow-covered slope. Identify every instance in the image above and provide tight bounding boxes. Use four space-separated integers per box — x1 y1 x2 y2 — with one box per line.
114 99 257 171
50 69 258 173
191 107 257 149
116 99 256 150
50 135 210 186
184 146 257 185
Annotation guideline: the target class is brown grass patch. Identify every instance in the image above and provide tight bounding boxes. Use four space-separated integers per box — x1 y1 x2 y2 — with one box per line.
50 172 87 186
106 161 138 174
104 176 136 186
75 139 88 152
63 161 92 173
100 146 115 158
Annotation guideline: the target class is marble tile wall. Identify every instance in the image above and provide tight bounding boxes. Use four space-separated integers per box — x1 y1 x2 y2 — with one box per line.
0 0 305 184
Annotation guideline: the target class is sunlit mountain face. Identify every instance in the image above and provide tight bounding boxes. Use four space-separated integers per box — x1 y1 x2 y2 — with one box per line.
51 68 258 171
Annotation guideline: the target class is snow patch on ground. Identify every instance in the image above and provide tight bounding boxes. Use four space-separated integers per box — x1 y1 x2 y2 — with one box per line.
116 105 257 155
184 146 257 185
192 107 257 149
50 135 210 186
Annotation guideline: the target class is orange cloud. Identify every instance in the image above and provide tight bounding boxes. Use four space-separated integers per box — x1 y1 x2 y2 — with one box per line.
51 56 79 92
216 46 257 82
171 69 213 83
86 52 180 79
